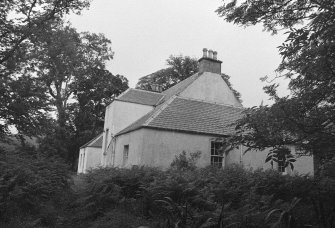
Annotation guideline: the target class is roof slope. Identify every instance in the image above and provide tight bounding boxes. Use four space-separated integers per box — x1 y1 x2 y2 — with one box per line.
161 73 200 102
116 97 243 136
80 133 103 149
117 89 164 106
114 72 243 137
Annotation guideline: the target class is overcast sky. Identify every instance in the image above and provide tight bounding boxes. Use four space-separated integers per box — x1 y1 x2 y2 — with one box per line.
67 0 289 107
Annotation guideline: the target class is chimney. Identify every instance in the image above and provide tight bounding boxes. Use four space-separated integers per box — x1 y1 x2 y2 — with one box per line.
198 48 222 74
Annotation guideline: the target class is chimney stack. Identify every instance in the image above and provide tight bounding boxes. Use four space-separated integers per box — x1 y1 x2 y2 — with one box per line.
198 48 222 74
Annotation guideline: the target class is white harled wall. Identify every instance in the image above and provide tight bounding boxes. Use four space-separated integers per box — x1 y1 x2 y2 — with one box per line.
77 147 101 174
101 100 154 166
180 72 242 107
112 128 314 175
96 68 313 175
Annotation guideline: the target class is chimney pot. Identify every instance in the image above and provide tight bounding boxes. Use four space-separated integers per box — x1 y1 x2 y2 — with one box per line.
202 48 208 58
198 48 222 74
213 51 217 60
208 49 213 59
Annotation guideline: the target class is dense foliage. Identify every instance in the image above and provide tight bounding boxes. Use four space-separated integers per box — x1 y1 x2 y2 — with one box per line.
216 0 335 163
136 55 198 92
0 0 90 138
65 163 335 228
1 147 335 227
29 23 129 167
0 146 70 227
1 1 129 168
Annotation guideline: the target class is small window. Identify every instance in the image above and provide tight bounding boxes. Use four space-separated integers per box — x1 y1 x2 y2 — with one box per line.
79 154 83 171
123 145 129 167
104 128 109 154
82 152 85 170
277 154 286 173
211 140 224 167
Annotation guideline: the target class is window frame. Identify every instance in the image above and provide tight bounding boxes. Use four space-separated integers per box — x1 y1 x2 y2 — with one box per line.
103 128 109 155
210 138 225 168
277 156 286 173
123 144 129 167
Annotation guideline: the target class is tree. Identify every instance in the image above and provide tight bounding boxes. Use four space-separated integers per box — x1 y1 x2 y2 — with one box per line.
136 55 198 91
32 25 114 130
136 54 242 101
66 70 128 167
0 0 90 68
30 24 129 166
217 1 335 162
0 0 90 138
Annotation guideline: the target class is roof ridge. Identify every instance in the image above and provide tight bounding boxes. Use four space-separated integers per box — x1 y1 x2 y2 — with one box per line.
116 88 131 99
161 73 200 98
143 95 177 126
132 88 162 94
175 97 245 109
155 95 166 106
174 73 201 96
176 72 204 96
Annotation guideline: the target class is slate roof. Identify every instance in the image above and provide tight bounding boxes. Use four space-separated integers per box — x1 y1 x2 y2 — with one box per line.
80 133 103 149
113 71 244 137
148 98 243 135
116 88 164 106
116 97 243 136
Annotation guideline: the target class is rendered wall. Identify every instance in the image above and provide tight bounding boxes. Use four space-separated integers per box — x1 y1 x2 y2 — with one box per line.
113 128 314 175
114 128 240 169
77 147 101 174
241 147 273 171
286 146 314 175
113 129 144 167
240 145 314 175
101 100 153 166
180 72 242 107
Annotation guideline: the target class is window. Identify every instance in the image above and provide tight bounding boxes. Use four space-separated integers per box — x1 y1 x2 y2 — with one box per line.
103 128 109 155
277 154 286 173
79 154 83 171
211 140 224 167
123 145 129 167
82 152 85 171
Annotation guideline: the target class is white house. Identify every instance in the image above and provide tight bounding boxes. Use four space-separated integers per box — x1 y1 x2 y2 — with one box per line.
78 49 314 175
77 133 102 174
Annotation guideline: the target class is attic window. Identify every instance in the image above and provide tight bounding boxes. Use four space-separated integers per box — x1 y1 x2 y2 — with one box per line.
210 140 224 167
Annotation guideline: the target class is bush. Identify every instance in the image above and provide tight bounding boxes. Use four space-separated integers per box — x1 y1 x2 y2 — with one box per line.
66 160 335 228
170 151 201 171
69 166 164 224
0 146 70 226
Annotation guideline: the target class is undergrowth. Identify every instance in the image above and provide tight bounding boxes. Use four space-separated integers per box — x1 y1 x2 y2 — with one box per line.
2 149 335 227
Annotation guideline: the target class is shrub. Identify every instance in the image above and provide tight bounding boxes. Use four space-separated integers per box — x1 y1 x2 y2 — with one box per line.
70 166 164 223
170 151 201 171
67 163 335 227
0 146 70 226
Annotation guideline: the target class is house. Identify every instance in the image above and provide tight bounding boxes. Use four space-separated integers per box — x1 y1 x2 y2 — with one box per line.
78 49 314 175
77 133 103 174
